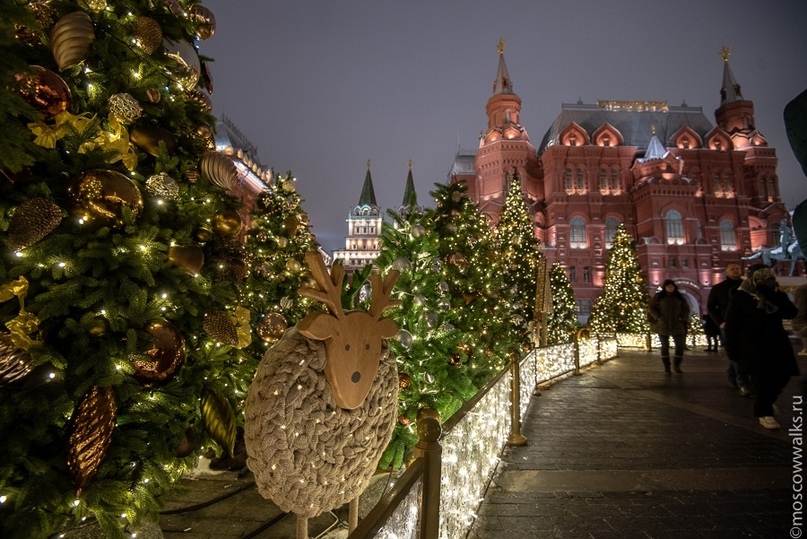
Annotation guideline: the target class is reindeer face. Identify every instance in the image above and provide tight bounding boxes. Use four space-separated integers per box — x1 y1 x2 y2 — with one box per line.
298 310 399 410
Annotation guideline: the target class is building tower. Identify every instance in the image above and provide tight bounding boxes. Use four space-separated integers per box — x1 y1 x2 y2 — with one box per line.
332 161 383 272
398 160 421 218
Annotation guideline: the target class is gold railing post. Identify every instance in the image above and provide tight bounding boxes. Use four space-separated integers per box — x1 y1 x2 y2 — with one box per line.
573 329 582 376
508 351 527 446
414 407 441 539
646 332 652 352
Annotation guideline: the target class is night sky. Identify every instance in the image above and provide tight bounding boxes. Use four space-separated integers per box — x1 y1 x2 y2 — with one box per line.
200 1 807 253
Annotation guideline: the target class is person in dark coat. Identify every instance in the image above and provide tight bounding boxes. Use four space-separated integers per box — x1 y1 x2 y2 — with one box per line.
707 261 750 394
724 264 799 430
702 314 720 351
648 279 690 374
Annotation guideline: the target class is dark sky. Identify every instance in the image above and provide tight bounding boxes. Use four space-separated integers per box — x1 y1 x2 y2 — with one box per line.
201 1 807 253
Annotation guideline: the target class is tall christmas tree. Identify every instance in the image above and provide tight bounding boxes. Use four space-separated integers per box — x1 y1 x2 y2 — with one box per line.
0 2 257 537
546 261 577 344
495 171 542 348
589 224 650 333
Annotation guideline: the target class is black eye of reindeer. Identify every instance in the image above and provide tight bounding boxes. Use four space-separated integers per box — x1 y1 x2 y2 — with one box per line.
345 344 350 351
351 371 361 383
365 343 370 350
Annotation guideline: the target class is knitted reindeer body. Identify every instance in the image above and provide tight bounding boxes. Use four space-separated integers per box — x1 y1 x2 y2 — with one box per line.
244 252 400 517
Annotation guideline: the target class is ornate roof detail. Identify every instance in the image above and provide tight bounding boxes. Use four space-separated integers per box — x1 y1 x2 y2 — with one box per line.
592 122 624 147
559 122 590 147
672 125 703 149
493 39 513 95
704 127 734 151
719 46 744 105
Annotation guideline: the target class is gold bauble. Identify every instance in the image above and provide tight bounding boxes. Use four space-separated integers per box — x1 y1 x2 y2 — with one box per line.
256 313 287 342
189 4 216 40
132 16 162 55
195 124 215 149
145 87 161 103
282 180 296 193
276 236 289 249
279 296 293 310
107 93 142 124
162 38 200 91
66 386 116 495
175 426 200 458
167 244 204 275
186 167 199 184
283 215 299 236
51 11 95 71
0 331 35 386
217 256 249 282
213 210 242 237
87 316 109 336
131 320 185 386
285 258 302 273
130 125 177 156
7 197 63 251
145 172 179 199
398 372 411 389
203 311 238 346
13 65 71 120
194 226 213 242
188 89 212 112
67 169 143 229
200 151 237 191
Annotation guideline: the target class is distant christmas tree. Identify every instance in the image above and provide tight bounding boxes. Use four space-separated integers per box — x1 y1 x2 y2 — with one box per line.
495 172 542 348
546 262 577 344
589 224 650 333
0 3 258 537
240 171 318 358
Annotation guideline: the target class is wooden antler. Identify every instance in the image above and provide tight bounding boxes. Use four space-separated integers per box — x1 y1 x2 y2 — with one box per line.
298 251 345 318
368 270 401 319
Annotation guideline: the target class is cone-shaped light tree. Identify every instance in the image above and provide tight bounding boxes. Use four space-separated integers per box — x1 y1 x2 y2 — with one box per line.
546 262 577 344
0 2 259 537
589 224 651 333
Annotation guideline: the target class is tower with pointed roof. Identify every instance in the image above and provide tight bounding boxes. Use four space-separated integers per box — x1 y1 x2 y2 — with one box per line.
332 161 383 272
398 160 421 218
451 44 792 321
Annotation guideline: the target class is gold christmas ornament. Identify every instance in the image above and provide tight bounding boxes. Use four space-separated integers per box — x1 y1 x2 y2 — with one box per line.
87 316 109 336
185 167 199 184
398 414 411 426
398 372 411 389
281 180 296 193
15 1 57 45
195 124 215 149
78 0 106 12
7 197 63 251
130 124 177 156
203 311 239 346
283 215 299 236
145 87 161 103
162 38 200 91
276 236 288 249
189 4 216 40
131 320 185 386
51 11 95 71
188 89 212 112
285 258 302 273
13 65 71 120
200 151 237 191
194 226 213 242
67 169 143 228
167 244 204 275
145 172 179 199
279 296 293 310
201 388 236 456
217 256 249 282
66 386 116 495
256 313 287 342
132 16 162 55
0 331 35 386
213 209 242 237
175 426 199 458
107 93 142 124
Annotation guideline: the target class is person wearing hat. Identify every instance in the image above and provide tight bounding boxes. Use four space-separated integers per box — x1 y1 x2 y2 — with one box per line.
724 264 799 429
648 279 690 374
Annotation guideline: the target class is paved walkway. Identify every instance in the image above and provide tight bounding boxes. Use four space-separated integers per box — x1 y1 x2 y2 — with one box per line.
470 346 806 538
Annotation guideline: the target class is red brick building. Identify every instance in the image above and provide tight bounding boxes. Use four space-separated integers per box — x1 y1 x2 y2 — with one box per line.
450 45 790 320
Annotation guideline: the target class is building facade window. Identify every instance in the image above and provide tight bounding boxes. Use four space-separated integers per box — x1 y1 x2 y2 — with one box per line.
569 217 587 248
583 266 591 283
575 299 591 316
604 217 620 245
719 219 736 251
575 168 585 191
564 168 573 192
665 209 684 244
568 266 576 282
610 167 619 192
599 168 607 192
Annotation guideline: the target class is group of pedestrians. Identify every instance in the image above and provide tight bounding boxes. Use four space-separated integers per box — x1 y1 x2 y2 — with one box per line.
648 261 801 430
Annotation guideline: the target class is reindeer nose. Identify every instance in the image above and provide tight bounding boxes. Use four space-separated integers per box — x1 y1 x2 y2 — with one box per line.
351 371 361 383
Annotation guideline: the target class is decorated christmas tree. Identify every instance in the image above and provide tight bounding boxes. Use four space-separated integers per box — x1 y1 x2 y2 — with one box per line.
589 224 650 333
546 261 577 344
239 171 318 359
0 2 257 537
495 171 543 348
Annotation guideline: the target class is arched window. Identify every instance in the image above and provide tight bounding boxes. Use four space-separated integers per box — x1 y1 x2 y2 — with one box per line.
665 210 684 244
604 217 620 245
569 217 586 249
719 220 736 251
712 172 721 195
610 167 619 191
564 168 573 192
721 172 732 194
575 168 585 191
599 168 608 192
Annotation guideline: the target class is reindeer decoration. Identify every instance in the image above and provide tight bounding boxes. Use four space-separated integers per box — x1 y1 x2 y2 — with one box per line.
244 251 401 534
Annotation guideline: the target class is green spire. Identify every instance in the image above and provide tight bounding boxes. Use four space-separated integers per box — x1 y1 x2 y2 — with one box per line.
401 160 418 208
358 160 378 207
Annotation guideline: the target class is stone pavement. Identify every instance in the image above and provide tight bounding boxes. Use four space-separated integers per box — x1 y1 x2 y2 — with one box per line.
469 346 807 539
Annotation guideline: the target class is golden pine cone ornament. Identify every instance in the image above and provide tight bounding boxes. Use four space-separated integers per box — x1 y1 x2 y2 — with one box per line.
66 386 117 495
132 16 162 55
7 197 63 251
0 331 35 386
107 93 142 124
203 311 238 346
51 11 95 71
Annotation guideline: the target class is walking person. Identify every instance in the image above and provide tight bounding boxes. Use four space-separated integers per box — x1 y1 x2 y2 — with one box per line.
724 264 799 430
702 314 720 352
648 279 690 374
707 261 751 395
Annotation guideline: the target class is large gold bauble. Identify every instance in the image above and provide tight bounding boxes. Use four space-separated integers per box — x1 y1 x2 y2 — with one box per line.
256 313 287 342
213 210 242 237
162 38 200 91
51 11 95 71
130 124 177 156
66 386 116 495
200 151 237 191
132 16 162 55
189 4 216 40
167 244 204 275
285 258 302 273
107 93 142 125
203 311 238 346
7 197 63 251
13 65 71 120
67 169 143 228
131 320 185 386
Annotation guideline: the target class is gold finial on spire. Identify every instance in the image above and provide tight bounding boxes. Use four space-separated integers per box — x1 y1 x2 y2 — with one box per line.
719 46 731 62
497 38 505 55
651 123 657 135
366 159 372 169
407 159 413 169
